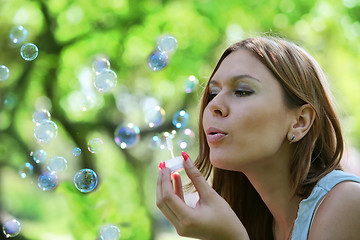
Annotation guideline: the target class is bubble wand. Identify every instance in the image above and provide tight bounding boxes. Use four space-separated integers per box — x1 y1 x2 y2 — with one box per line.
164 133 184 172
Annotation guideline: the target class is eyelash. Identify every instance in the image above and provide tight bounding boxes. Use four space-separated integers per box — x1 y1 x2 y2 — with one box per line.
207 89 253 102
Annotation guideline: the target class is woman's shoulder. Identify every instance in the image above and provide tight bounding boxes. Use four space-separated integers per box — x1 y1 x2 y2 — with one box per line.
308 180 360 239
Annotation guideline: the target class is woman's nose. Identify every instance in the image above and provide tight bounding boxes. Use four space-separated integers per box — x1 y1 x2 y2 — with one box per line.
208 94 229 117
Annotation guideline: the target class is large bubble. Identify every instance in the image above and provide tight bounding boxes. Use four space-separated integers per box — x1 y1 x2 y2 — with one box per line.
20 43 39 61
32 149 47 164
9 25 27 44
87 138 103 153
114 123 140 149
148 51 168 71
0 65 10 81
99 224 121 240
74 168 98 193
38 171 58 191
33 120 58 144
156 34 178 53
2 218 21 238
172 110 189 128
32 109 51 124
47 156 67 172
93 69 117 93
144 106 165 128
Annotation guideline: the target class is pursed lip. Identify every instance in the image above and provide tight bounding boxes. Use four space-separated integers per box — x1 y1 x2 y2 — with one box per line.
206 127 228 144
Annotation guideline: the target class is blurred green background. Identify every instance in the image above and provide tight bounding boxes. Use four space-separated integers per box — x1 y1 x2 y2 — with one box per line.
1 0 360 239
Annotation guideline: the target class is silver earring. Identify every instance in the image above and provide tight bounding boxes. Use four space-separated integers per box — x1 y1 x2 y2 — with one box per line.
290 135 295 144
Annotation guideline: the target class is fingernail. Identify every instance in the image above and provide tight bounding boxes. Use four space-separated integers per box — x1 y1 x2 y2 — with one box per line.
181 151 189 161
159 162 163 170
162 162 166 169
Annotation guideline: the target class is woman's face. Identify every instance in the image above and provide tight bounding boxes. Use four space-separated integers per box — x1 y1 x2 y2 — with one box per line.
203 49 295 171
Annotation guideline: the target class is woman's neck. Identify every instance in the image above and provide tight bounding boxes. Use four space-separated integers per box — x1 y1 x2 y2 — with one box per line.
242 150 301 239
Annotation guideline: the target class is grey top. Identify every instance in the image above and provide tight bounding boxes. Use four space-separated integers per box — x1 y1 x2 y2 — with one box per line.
291 170 360 239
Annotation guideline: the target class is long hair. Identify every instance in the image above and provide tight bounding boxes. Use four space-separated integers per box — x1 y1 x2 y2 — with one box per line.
193 36 344 239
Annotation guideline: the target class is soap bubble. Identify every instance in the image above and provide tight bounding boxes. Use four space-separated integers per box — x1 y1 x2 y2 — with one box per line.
34 120 58 144
144 106 165 128
148 135 161 149
9 25 27 44
148 51 168 71
20 43 39 61
172 110 189 128
32 109 51 124
3 93 17 110
156 34 178 53
92 58 110 74
185 75 199 93
38 171 58 191
32 149 47 164
99 224 121 240
114 123 140 149
2 218 21 238
74 168 98 193
88 138 103 153
178 128 195 149
0 65 10 81
47 156 67 172
73 147 81 156
19 162 34 178
93 69 117 93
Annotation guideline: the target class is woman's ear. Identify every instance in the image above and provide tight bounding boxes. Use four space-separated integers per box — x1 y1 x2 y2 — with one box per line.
288 104 316 143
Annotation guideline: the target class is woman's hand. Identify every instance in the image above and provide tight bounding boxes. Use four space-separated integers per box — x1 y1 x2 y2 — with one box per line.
156 151 249 240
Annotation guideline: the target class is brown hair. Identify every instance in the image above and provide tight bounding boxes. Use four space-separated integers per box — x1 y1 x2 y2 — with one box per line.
193 36 343 239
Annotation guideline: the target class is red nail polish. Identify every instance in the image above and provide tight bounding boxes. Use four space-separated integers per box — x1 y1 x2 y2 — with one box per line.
162 162 166 169
159 162 163 170
181 151 189 161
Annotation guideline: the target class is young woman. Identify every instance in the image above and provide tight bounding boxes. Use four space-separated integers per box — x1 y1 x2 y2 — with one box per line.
156 36 360 239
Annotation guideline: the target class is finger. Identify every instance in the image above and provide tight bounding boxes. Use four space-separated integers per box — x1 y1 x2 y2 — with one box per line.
181 151 213 199
161 167 192 219
156 165 180 227
172 172 184 201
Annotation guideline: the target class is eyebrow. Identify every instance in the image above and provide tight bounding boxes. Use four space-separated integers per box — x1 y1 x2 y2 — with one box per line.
210 74 261 85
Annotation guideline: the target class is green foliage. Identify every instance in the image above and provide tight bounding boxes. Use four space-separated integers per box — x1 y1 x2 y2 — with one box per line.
1 0 360 239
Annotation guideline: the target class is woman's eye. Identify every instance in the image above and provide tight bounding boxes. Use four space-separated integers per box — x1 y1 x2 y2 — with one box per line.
234 89 254 97
207 93 217 102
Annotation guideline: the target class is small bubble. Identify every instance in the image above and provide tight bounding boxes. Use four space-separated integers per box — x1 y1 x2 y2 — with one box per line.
0 65 10 81
148 135 161 150
92 58 110 74
156 34 178 53
2 218 21 238
9 25 28 44
33 120 58 144
73 147 81 156
93 69 117 93
38 171 58 191
88 138 103 153
20 43 38 61
74 168 98 193
32 109 51 124
148 51 168 71
99 224 121 240
114 123 140 149
33 149 47 164
144 106 165 128
177 128 195 150
172 110 189 128
47 156 67 172
185 75 198 93
19 162 34 178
